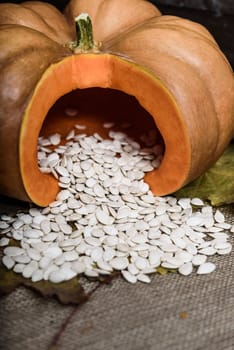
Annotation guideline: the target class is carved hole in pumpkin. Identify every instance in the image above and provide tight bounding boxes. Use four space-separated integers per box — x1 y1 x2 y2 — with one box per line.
40 87 165 162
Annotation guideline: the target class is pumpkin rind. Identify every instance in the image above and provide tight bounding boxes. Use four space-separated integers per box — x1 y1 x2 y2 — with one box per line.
0 0 233 206
20 53 191 205
0 24 71 201
64 0 161 42
0 1 73 44
103 15 234 180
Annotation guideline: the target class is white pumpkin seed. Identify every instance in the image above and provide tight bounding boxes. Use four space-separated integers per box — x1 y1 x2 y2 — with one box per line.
0 237 10 246
43 264 59 280
96 259 112 272
128 263 139 275
84 269 99 278
31 269 44 282
33 214 47 225
96 208 114 225
109 257 129 270
23 229 42 239
59 223 72 235
191 198 204 206
54 254 65 266
43 246 63 259
39 256 52 269
103 247 116 261
103 225 118 236
13 254 31 264
192 254 207 266
0 221 10 229
93 184 105 197
137 273 151 283
14 263 26 274
20 214 33 225
63 250 79 261
175 251 193 263
178 262 193 276
56 165 69 177
197 262 216 274
26 248 41 261
49 133 61 145
4 246 25 257
66 129 75 140
148 251 161 267
2 256 15 269
199 247 217 256
12 219 24 230
71 261 85 274
103 122 115 128
40 220 51 234
1 128 232 285
22 260 38 278
121 270 137 283
214 210 225 223
213 242 231 250
134 257 148 270
42 232 57 242
75 124 86 130
215 222 231 230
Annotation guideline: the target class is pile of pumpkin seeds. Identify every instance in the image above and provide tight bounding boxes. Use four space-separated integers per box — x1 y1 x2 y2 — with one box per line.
0 120 233 284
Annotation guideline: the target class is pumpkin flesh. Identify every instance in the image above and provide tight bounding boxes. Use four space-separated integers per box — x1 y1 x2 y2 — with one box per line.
20 53 190 206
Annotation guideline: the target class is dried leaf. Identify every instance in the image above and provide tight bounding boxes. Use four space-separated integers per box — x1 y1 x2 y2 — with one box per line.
0 264 86 304
156 266 177 275
0 264 22 294
175 144 234 206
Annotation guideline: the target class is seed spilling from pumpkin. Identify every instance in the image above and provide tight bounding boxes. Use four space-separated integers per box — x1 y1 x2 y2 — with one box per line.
0 125 232 284
0 0 233 206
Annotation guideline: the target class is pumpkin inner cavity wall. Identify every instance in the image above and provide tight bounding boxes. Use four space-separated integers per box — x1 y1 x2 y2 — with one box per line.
40 87 164 147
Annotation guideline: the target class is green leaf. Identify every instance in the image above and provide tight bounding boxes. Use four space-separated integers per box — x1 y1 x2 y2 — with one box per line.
0 264 86 305
175 144 234 206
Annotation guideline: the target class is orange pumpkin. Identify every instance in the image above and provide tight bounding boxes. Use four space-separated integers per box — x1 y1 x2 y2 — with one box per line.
0 0 233 206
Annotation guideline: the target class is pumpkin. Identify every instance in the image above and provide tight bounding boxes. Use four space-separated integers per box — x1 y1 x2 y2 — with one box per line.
0 0 233 207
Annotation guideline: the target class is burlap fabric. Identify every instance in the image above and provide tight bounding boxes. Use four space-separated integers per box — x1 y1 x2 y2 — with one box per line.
0 204 233 350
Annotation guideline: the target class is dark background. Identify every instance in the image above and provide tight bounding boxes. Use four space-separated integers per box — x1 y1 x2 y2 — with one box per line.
3 0 234 14
1 0 233 69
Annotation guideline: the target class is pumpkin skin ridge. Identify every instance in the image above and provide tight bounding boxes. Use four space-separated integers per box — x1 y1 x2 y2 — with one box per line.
0 33 64 70
148 16 232 72
0 2 73 45
21 0 75 42
19 53 191 206
0 24 71 106
103 16 217 51
21 3 60 35
103 15 230 70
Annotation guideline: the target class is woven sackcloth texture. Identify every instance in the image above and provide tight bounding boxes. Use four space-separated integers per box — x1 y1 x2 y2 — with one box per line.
0 205 233 350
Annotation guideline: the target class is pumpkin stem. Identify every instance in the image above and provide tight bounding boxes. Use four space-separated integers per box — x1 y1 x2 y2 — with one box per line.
70 13 99 53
